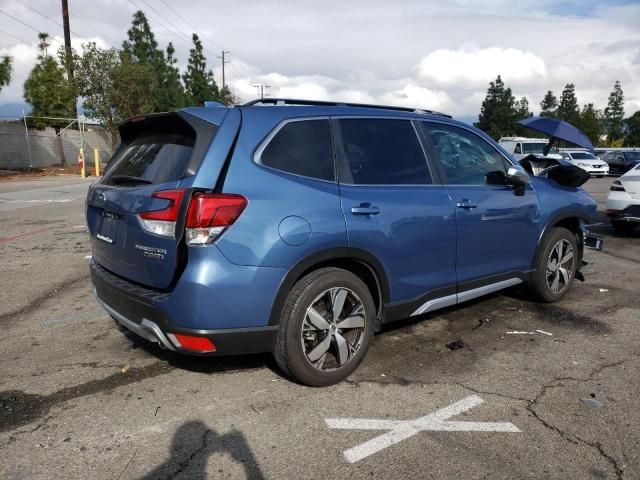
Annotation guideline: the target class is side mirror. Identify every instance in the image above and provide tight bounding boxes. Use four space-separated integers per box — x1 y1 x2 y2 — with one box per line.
506 167 529 196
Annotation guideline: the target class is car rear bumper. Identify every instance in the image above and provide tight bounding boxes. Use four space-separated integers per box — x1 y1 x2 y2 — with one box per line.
607 204 640 223
91 259 278 355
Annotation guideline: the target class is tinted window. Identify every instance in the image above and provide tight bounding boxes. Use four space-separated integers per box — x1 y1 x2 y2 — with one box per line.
624 152 640 161
260 119 334 181
337 119 431 185
522 142 547 154
106 131 195 186
422 123 510 185
514 143 522 154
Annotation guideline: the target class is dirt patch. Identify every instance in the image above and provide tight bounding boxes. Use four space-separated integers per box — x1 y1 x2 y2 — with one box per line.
0 165 96 181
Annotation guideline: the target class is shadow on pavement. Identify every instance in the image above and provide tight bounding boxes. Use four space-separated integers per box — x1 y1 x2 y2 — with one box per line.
138 420 265 480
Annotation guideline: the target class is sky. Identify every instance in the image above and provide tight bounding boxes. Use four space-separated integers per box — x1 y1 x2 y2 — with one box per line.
0 0 639 123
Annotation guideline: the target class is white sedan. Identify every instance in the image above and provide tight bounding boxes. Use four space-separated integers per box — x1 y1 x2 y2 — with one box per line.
607 164 640 234
560 151 609 177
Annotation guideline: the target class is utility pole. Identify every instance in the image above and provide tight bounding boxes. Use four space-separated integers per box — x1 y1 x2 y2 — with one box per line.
217 50 230 91
60 0 73 81
253 84 271 100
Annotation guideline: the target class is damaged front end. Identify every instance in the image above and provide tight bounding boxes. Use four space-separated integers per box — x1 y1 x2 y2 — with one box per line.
519 154 591 188
520 155 603 284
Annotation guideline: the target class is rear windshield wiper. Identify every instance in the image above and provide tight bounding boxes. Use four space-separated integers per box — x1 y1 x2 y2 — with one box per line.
109 175 153 186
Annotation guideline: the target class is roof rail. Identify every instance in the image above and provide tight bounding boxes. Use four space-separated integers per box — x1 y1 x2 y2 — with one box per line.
242 98 451 118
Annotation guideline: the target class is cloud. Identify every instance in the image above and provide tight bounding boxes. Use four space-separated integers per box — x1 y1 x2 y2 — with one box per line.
417 46 547 89
379 84 452 112
1 0 639 121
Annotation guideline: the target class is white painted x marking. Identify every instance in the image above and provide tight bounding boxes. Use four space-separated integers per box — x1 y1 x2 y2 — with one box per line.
325 395 520 463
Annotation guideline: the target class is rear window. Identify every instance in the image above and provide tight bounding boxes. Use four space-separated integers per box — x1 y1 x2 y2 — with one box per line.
258 119 335 181
104 114 205 186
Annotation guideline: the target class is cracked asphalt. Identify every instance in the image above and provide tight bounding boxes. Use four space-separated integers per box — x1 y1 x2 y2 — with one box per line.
0 176 639 479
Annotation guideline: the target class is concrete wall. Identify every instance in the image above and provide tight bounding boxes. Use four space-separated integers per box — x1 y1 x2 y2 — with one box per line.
0 123 117 170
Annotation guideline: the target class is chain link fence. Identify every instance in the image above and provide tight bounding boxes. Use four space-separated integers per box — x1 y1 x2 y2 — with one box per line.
0 120 116 170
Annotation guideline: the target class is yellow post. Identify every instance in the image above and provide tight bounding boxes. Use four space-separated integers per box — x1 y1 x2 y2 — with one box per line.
79 148 85 178
94 149 100 177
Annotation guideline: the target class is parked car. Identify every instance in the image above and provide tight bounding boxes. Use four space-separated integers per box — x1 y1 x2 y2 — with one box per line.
87 98 600 386
559 150 609 177
602 150 640 174
498 137 561 161
607 164 640 234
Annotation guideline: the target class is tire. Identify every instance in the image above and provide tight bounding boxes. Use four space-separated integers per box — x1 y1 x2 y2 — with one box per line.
274 267 376 387
529 227 578 303
611 220 637 235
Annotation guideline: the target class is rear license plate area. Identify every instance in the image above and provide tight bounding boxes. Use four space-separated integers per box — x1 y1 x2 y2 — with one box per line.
97 214 118 244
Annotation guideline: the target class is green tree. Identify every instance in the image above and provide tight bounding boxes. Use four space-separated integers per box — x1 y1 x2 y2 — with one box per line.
475 75 518 140
183 34 219 106
577 103 602 146
113 52 155 118
219 85 238 105
0 56 12 92
23 33 76 126
514 96 533 136
604 80 625 143
539 90 558 118
163 42 186 109
625 111 640 147
74 42 154 148
556 83 580 125
122 11 169 111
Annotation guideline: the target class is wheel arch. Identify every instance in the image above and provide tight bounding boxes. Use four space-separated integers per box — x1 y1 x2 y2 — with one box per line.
535 212 590 271
267 247 390 327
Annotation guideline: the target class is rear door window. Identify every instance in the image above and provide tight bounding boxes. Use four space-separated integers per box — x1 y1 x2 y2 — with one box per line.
258 119 335 181
336 118 431 185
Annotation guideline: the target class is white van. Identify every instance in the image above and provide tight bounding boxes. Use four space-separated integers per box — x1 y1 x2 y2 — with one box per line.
498 137 561 161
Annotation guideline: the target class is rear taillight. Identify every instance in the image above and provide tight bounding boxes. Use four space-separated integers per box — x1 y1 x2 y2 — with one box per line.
610 180 626 192
138 189 185 237
185 193 247 245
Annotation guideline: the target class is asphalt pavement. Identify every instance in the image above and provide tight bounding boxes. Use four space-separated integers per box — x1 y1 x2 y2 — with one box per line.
0 175 638 479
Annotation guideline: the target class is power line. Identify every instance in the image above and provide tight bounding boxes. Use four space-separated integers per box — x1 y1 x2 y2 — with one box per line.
138 0 192 46
155 0 254 80
0 8 42 34
157 0 224 50
67 13 120 46
13 0 83 38
0 28 31 44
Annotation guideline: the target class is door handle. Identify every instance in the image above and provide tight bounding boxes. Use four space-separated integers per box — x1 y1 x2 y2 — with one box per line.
351 204 380 216
456 201 477 209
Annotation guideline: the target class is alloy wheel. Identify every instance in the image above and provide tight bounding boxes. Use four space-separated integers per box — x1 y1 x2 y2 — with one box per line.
300 287 366 371
546 239 575 294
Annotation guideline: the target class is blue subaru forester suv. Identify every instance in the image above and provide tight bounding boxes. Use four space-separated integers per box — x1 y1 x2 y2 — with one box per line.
87 98 599 386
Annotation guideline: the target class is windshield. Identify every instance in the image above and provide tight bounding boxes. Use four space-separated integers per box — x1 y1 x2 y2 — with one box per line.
624 152 640 161
570 152 597 160
522 142 548 154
